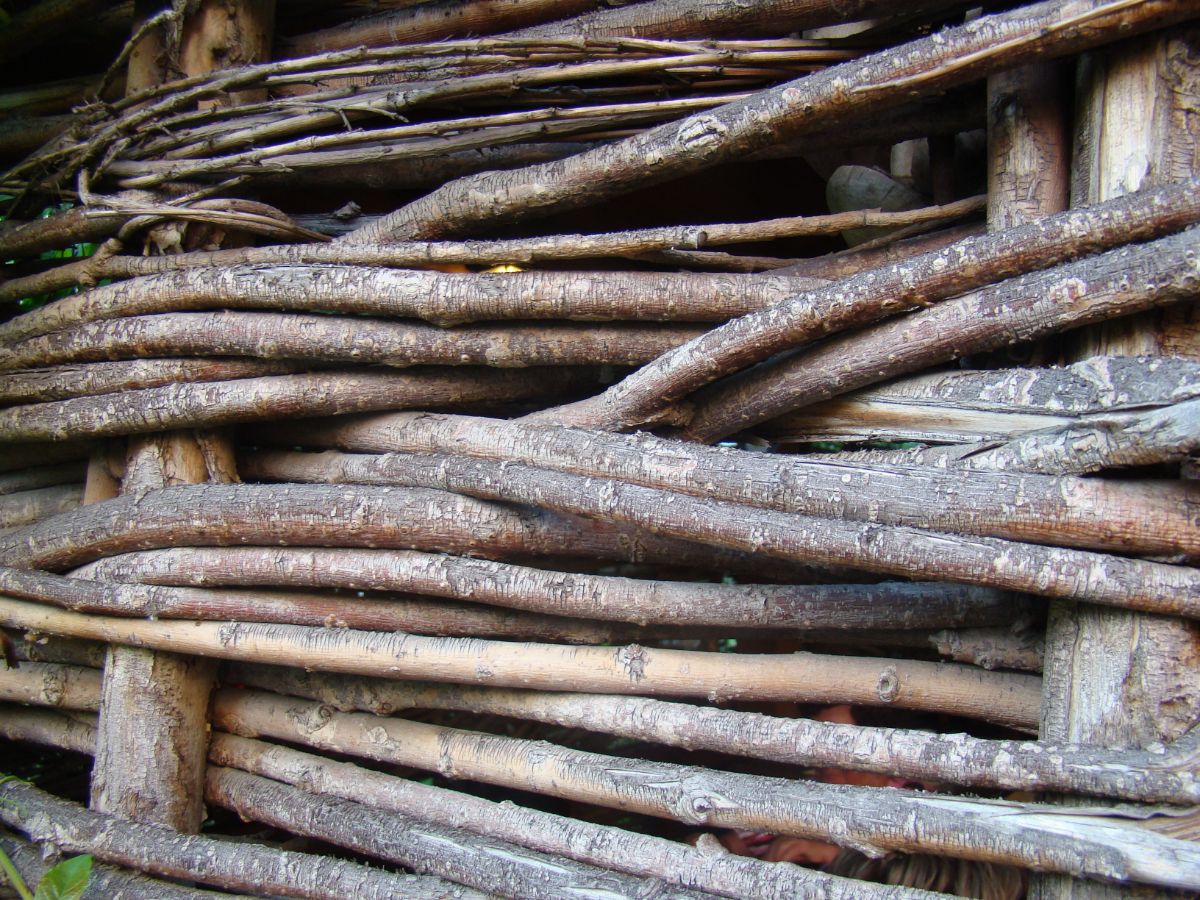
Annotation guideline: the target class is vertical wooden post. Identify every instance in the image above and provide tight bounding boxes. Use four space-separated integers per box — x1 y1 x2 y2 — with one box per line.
1030 27 1200 900
87 0 274 834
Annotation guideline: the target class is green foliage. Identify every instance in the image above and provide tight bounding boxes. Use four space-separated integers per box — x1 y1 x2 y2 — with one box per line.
33 855 92 900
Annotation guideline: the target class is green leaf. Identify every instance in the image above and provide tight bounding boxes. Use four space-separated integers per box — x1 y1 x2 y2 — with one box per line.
33 855 91 900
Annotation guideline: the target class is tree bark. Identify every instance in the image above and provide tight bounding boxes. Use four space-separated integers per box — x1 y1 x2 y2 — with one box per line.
0 657 102 710
343 0 1195 243
206 765 699 899
0 597 1041 726
210 687 1200 890
684 227 1200 442
65 545 1020 631
0 777 481 899
247 412 1200 557
234 450 1200 618
228 664 1200 806
0 485 82 529
0 368 587 442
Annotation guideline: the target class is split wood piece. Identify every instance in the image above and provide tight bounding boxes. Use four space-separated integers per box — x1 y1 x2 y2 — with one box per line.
0 311 703 372
0 482 822 581
209 733 904 900
0 597 1041 727
0 485 82 529
285 0 600 55
529 178 1200 431
211 687 1200 891
760 356 1200 445
0 462 86 495
206 765 705 900
507 0 961 40
69 545 1022 631
0 777 484 899
0 658 102 710
0 705 98 756
0 269 822 342
0 197 980 306
239 450 1200 619
230 664 1200 806
344 0 1195 242
0 828 240 900
684 224 1200 442
0 565 771 646
0 368 587 442
250 411 1200 557
863 399 1200 476
0 359 304 405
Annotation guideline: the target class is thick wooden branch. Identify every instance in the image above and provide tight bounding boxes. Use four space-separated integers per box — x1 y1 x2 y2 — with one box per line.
0 311 702 372
248 411 1200 557
0 462 88 494
0 657 101 710
66 546 1019 631
529 179 1200 431
0 485 82 529
0 597 1041 726
685 225 1200 442
0 777 482 899
229 664 1200 806
210 688 1200 890
237 450 1200 618
344 0 1195 242
206 765 701 900
0 368 586 442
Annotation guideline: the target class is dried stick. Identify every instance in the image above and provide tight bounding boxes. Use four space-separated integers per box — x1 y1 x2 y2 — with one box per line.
211 688 1200 890
0 597 1041 726
527 179 1200 431
0 463 86 495
0 777 483 899
345 0 1194 242
230 665 1200 806
0 359 302 405
685 224 1200 441
0 368 584 442
0 705 97 755
209 733 897 900
0 486 82 529
0 311 702 372
16 549 1012 633
240 450 1200 618
0 658 101 710
250 411 1200 557
206 765 702 900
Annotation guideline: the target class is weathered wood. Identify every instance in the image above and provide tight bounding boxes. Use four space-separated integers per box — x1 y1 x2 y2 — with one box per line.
236 450 1200 617
0 485 83 529
248 412 1200 556
0 462 86 496
0 311 703 372
209 733 895 900
344 0 1195 242
0 777 482 899
0 597 1041 726
0 657 101 710
67 546 1019 631
210 687 1200 890
760 356 1200 444
684 227 1200 442
530 180 1200 431
0 705 98 755
229 664 1200 805
0 368 587 442
206 765 699 900
0 482 826 582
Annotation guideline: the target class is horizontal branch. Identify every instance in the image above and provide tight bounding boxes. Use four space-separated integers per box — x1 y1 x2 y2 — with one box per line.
0 485 82 528
240 450 1200 618
0 368 586 442
0 777 480 899
0 311 700 372
211 688 1200 890
231 664 1200 806
66 545 1020 630
526 179 1200 430
0 658 101 710
686 225 1200 441
0 461 85 495
345 0 1194 241
250 411 1200 557
0 597 1040 725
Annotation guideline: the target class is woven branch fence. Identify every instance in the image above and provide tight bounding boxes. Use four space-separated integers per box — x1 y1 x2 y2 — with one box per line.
0 1 1198 898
